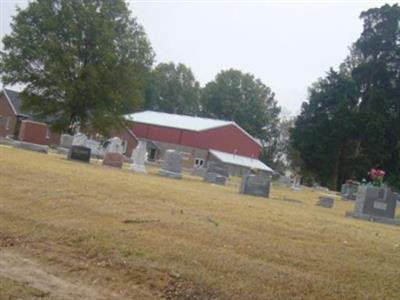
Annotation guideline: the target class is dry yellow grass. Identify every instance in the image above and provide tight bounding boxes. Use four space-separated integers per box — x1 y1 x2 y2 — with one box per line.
0 146 399 299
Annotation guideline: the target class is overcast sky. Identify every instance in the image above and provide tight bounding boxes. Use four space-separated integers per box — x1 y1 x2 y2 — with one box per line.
1 0 399 114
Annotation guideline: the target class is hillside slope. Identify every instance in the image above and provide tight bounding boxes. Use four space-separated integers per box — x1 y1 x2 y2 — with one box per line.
0 147 399 299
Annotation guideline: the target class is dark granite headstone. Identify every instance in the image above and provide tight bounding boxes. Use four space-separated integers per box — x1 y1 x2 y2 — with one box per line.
68 145 91 163
317 196 334 208
240 174 270 198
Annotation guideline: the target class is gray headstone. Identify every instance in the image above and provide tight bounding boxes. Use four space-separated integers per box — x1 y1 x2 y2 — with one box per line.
206 161 229 178
317 196 334 208
130 140 147 173
159 150 182 179
60 134 74 149
68 145 91 163
203 161 228 185
345 185 400 226
354 186 396 218
341 182 358 200
204 172 226 185
240 174 270 198
14 141 48 154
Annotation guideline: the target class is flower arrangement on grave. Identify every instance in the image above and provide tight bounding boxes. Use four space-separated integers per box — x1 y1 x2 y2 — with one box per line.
368 168 385 187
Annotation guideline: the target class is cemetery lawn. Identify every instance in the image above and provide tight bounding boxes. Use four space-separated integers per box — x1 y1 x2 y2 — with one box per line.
1 146 400 300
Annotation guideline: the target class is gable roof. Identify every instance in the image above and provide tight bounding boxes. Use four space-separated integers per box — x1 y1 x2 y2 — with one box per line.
3 88 30 117
125 111 232 131
125 111 262 147
209 149 273 173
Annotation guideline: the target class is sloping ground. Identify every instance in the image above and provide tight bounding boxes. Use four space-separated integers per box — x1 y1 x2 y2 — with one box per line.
0 146 399 299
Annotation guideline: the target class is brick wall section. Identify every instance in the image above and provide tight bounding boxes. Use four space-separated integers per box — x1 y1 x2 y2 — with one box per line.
0 94 17 138
18 120 48 145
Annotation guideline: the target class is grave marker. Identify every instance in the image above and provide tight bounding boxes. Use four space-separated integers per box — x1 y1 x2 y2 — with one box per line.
203 161 228 185
240 173 271 198
130 140 147 173
346 186 400 225
159 150 182 179
317 196 334 208
68 145 91 163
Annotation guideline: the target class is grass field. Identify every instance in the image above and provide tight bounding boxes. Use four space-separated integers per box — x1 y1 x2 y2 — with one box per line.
1 146 399 300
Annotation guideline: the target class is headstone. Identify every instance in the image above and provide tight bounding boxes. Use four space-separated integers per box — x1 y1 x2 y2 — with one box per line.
18 120 48 145
72 133 88 147
206 161 229 178
14 141 48 154
159 150 182 179
130 140 147 173
203 161 228 185
290 175 302 191
346 185 400 225
204 172 226 185
341 182 359 200
317 196 334 208
105 137 124 155
103 152 124 168
68 145 91 163
240 173 271 198
86 139 105 158
60 134 74 149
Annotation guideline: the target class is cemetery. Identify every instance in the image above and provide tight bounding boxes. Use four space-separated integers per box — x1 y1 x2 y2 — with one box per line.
1 144 399 299
0 1 399 299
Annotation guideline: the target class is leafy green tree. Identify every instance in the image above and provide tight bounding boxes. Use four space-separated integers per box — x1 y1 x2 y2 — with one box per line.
261 114 295 174
290 70 359 190
201 69 281 140
351 4 400 187
290 4 400 190
0 0 154 134
144 62 201 115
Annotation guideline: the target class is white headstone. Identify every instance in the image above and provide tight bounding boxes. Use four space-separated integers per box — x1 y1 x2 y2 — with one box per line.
86 139 105 157
130 140 147 173
60 134 74 149
291 175 301 191
106 137 124 154
72 133 88 147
